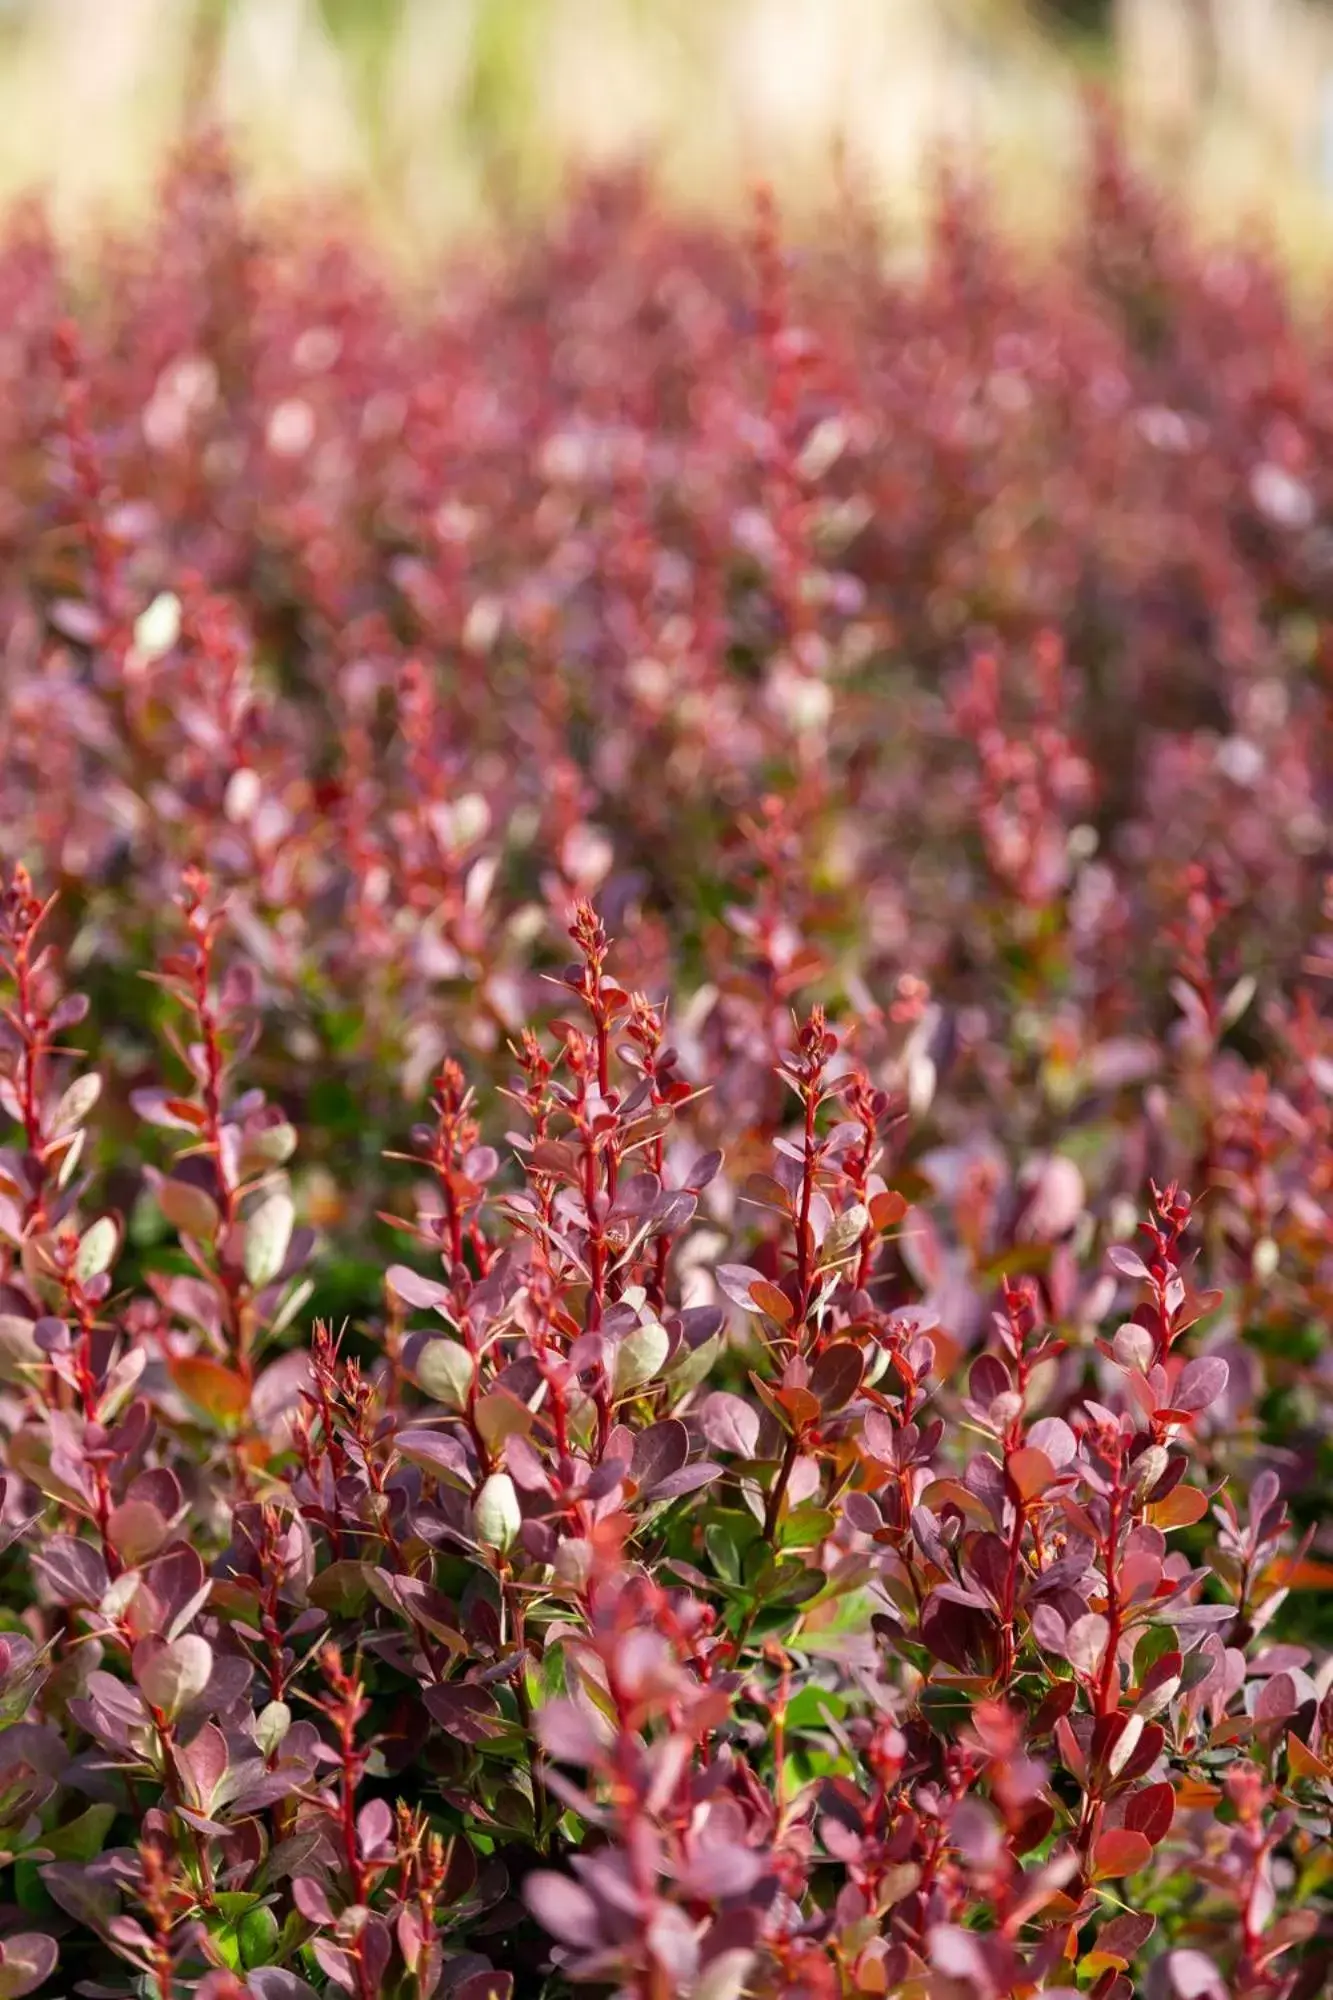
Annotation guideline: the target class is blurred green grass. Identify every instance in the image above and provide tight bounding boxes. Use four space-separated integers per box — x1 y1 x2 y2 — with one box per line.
3 0 1333 258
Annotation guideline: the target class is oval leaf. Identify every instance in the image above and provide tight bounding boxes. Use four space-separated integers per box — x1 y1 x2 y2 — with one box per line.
76 1216 118 1282
1092 1827 1152 1880
244 1189 295 1288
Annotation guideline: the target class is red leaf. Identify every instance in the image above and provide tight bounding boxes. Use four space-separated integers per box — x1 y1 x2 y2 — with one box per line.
168 1355 250 1425
1147 1485 1208 1530
1097 1911 1156 1960
809 1340 864 1412
1264 1557 1333 1591
1055 1714 1087 1785
749 1278 793 1324
1288 1733 1333 1781
1092 1828 1152 1880
775 1385 821 1431
1008 1446 1056 1501
1124 1781 1175 1846
869 1189 908 1229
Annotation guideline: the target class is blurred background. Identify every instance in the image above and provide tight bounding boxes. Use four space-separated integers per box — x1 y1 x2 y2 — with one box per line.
5 0 1333 256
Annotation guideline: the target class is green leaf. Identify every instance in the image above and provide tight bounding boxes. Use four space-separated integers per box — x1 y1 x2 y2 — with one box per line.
75 1216 118 1282
51 1072 101 1137
704 1520 742 1587
761 1560 824 1607
56 1126 86 1189
238 1904 281 1969
416 1337 474 1409
537 1644 568 1702
779 1504 836 1551
137 1635 213 1720
784 1686 847 1732
613 1318 669 1397
11 1861 53 1918
255 1702 291 1756
133 591 181 658
664 1331 719 1394
473 1387 533 1449
920 1684 976 1736
307 1562 373 1616
211 1893 263 1921
244 1188 295 1288
269 1275 315 1339
0 1316 42 1387
208 1919 243 1973
472 1471 521 1553
244 1121 299 1167
1134 1624 1180 1679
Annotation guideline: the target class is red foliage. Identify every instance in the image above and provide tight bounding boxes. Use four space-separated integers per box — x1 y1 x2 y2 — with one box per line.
0 121 1327 1998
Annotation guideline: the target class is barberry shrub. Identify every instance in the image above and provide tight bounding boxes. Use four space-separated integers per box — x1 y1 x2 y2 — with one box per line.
0 114 1329 2000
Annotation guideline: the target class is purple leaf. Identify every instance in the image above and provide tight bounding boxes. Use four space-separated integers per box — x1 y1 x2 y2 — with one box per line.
1097 1911 1155 1959
41 1863 118 1934
1065 1612 1110 1678
358 1797 395 1857
714 1264 766 1312
422 1684 504 1744
1173 1355 1229 1415
175 1720 228 1810
310 1940 359 1993
248 1976 322 2000
1027 1416 1077 1468
452 1977 514 2000
631 1419 689 1490
395 1428 471 1484
524 1871 602 1948
534 1697 610 1766
31 1537 108 1608
386 1264 453 1311
646 1463 723 1501
700 1391 760 1458
1165 1950 1227 1999
134 1634 214 1720
292 1875 335 1927
678 1841 768 1899
1255 1671 1297 1723
1017 1153 1085 1240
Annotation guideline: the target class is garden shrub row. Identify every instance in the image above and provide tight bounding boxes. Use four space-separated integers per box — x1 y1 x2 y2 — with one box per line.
0 120 1329 1998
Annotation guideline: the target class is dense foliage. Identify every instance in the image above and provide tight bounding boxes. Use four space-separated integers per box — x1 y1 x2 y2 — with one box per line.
0 122 1330 2000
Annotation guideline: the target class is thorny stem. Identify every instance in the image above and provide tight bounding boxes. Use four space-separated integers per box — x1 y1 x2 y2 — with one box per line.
182 876 251 1386
997 1486 1027 1689
148 1709 217 1911
0 867 63 1238
316 1648 375 2000
762 1427 802 1546
138 1838 183 2000
793 1066 818 1325
1095 1476 1125 1718
504 1571 551 1853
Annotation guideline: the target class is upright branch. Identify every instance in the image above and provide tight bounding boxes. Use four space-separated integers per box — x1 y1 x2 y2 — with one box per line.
134 867 310 1390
